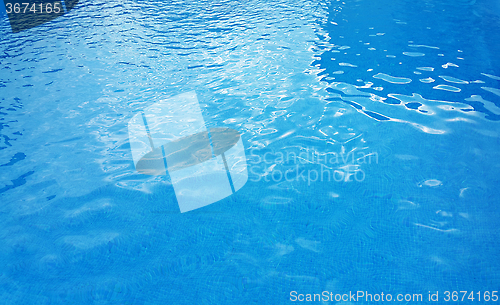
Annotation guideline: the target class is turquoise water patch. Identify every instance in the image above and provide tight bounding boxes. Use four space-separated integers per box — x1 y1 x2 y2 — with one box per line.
1 0 499 303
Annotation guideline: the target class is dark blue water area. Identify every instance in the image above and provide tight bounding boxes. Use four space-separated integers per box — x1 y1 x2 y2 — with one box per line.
318 0 500 119
0 1 5 18
0 0 499 304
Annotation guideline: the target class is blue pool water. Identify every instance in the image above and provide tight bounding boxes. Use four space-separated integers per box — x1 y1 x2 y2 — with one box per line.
1 0 499 304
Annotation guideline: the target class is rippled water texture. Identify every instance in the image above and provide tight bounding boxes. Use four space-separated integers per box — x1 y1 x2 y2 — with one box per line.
1 0 499 304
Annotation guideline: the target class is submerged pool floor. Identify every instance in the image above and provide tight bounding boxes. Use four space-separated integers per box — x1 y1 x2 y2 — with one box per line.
0 0 499 304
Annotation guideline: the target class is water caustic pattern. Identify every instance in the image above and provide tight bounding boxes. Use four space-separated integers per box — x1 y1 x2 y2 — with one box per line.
0 0 500 304
319 0 500 130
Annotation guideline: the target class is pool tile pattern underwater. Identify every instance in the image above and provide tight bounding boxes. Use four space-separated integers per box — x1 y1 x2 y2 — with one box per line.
0 0 499 303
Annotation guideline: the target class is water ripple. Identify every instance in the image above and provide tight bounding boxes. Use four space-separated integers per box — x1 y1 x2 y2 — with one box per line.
433 84 461 92
0 0 499 302
373 73 412 84
403 52 425 57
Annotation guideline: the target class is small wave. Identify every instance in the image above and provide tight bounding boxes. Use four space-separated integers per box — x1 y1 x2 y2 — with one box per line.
419 77 435 83
433 84 461 92
481 73 500 80
481 87 500 97
373 73 412 84
416 67 435 71
438 76 469 84
403 52 425 57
